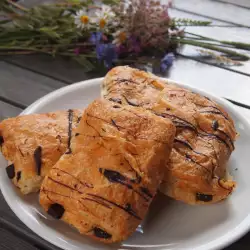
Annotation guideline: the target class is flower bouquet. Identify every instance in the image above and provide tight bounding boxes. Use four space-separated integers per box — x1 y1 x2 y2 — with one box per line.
1 0 250 74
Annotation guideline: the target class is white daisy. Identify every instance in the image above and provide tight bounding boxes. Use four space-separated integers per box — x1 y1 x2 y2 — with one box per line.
92 5 115 30
74 9 91 30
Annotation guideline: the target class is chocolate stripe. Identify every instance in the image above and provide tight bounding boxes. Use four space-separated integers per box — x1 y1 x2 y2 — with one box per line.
48 177 83 194
34 146 42 175
99 168 150 201
87 193 141 220
65 109 74 154
83 198 111 209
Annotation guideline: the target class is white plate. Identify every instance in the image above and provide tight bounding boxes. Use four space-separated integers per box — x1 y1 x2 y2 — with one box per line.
1 78 250 250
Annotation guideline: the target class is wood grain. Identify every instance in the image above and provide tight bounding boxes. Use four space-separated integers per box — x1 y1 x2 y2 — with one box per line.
168 57 250 106
170 8 250 76
0 228 38 250
212 0 250 9
173 0 250 27
0 61 66 106
0 101 22 121
3 55 92 84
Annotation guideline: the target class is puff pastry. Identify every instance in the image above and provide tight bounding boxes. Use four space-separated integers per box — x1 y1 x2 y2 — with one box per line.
0 109 82 194
39 99 175 243
102 66 237 205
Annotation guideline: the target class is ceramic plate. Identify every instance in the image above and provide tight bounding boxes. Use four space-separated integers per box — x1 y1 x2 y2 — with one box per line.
1 78 250 250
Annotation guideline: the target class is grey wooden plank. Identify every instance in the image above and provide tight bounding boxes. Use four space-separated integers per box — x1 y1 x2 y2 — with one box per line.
167 57 250 106
4 55 91 84
213 0 250 9
169 8 250 76
0 191 59 250
0 101 22 121
0 61 66 106
172 0 250 27
169 8 226 24
0 228 38 250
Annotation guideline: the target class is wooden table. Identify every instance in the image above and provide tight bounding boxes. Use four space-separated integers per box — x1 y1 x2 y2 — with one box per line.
1 0 250 249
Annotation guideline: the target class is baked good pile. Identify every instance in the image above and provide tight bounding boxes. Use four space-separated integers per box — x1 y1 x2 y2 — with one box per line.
0 66 237 243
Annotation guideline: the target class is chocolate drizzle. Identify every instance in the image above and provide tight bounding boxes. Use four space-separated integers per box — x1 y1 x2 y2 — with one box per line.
199 129 233 151
140 187 153 198
6 164 15 179
212 120 219 130
34 146 42 175
186 154 210 174
77 116 81 124
123 95 139 107
99 168 130 187
93 227 112 239
131 172 142 184
87 194 141 220
99 168 149 201
83 198 111 209
111 119 120 130
65 109 74 154
174 138 193 150
200 106 229 121
174 138 212 159
217 129 235 150
156 113 196 131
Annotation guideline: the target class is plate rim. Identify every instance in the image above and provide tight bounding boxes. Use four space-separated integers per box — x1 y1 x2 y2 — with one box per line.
1 77 250 250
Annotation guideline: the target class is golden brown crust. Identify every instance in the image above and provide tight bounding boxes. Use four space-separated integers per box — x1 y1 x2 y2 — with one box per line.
0 109 82 194
39 99 175 243
102 66 237 205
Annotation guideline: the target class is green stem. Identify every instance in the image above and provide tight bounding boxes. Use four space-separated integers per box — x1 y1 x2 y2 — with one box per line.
0 46 52 55
180 36 250 50
5 0 28 12
185 32 250 50
175 38 250 60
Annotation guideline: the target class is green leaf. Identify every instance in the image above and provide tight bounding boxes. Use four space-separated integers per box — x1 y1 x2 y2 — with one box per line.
0 19 11 25
102 0 119 5
67 0 81 3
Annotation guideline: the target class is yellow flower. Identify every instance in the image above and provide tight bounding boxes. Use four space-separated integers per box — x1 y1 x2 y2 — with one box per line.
99 18 107 29
80 15 89 25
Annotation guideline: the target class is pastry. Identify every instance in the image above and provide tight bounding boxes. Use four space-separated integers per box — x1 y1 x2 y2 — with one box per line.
39 99 175 243
102 66 237 205
0 109 82 194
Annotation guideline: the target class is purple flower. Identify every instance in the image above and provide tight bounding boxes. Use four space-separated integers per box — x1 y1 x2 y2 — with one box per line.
129 36 141 54
89 32 102 45
97 43 117 68
160 52 175 73
116 45 128 55
74 47 80 55
90 32 117 68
